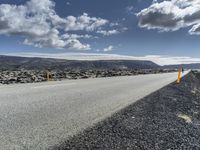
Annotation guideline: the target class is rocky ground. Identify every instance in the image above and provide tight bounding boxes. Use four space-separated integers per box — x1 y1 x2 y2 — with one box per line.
55 71 200 150
0 69 175 84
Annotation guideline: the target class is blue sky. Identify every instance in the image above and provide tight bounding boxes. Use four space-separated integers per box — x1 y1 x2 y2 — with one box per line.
1 0 200 65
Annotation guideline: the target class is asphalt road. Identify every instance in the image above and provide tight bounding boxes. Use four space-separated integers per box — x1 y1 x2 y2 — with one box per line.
0 71 188 150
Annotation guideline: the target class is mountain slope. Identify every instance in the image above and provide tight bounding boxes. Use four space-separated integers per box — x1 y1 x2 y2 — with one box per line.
0 55 160 71
164 63 200 69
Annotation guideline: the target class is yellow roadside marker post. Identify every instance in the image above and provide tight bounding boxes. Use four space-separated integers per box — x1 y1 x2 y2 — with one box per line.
47 71 50 81
177 68 181 84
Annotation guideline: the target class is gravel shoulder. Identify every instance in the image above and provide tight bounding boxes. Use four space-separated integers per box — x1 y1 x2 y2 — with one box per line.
56 71 200 150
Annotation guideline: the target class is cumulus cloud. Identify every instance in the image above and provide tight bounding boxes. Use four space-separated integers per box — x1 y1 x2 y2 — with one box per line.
64 13 108 32
103 45 114 52
0 0 111 50
137 0 200 34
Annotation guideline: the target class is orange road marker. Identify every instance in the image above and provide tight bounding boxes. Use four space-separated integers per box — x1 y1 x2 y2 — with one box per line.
177 68 181 84
47 71 50 81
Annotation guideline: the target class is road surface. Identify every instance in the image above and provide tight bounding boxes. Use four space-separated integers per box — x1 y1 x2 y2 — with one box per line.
0 71 189 149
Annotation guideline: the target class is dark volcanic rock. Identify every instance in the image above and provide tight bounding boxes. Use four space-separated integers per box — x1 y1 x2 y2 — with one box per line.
0 69 175 84
55 71 200 150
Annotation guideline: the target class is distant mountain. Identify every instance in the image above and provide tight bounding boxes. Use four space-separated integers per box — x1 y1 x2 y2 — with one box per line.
0 55 159 71
163 63 200 69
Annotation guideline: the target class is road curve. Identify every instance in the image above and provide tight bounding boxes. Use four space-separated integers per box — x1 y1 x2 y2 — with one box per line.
0 71 189 149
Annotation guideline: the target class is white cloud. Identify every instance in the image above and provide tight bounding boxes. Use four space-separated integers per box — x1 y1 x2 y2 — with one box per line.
64 13 108 32
110 22 119 27
103 46 114 52
97 30 120 36
65 39 91 50
97 27 127 36
137 0 200 34
0 0 110 50
3 52 200 66
140 55 200 65
61 34 93 39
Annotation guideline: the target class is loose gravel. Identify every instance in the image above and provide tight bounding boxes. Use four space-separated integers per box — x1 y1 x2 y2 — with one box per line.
55 71 200 150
